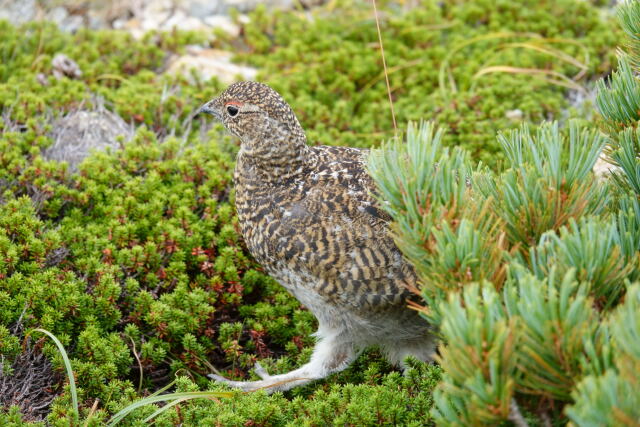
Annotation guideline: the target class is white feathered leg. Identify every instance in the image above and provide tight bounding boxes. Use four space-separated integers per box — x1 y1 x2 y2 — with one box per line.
209 332 357 393
382 337 436 373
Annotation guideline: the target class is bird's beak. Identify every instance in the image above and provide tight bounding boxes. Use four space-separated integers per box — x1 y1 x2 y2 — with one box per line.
194 100 221 121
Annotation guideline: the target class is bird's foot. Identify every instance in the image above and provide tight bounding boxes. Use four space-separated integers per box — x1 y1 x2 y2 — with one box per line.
208 362 280 393
209 361 313 393
209 335 356 392
253 361 272 380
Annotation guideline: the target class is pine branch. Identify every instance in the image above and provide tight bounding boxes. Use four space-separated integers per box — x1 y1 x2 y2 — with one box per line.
525 217 631 308
608 127 640 196
433 283 518 425
596 55 640 132
368 122 505 324
504 268 597 401
566 285 640 425
618 0 640 71
476 121 607 251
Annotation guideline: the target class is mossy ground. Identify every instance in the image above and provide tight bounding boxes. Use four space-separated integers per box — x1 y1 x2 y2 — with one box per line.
0 0 619 425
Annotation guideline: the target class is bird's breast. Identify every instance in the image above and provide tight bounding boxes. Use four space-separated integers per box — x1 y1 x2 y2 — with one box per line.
234 177 299 264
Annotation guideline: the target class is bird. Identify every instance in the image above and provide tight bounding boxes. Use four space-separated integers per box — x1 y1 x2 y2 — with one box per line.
198 81 435 392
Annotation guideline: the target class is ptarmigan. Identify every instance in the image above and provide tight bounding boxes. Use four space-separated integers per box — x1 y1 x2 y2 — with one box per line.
198 81 434 392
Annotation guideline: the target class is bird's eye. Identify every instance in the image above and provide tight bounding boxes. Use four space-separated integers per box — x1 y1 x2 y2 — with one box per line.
226 105 239 117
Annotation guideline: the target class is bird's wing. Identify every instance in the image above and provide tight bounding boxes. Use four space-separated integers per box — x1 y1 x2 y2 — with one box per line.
271 148 417 312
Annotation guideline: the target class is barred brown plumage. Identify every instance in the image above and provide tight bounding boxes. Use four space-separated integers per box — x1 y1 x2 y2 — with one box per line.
199 81 435 392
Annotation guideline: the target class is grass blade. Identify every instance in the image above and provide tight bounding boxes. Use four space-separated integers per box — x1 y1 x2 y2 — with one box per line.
472 66 586 93
31 328 79 418
107 391 233 426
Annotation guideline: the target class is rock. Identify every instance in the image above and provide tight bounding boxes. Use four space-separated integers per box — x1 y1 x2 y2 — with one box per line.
87 11 108 30
0 0 329 35
505 109 524 121
46 6 69 25
113 17 148 40
113 0 212 38
45 6 85 33
162 10 208 32
0 0 328 38
36 73 49 86
223 0 295 13
139 0 174 31
299 0 328 7
165 48 257 84
593 153 620 178
43 107 132 172
203 14 240 37
88 0 136 29
52 54 82 79
0 0 37 25
567 88 593 110
60 14 84 33
186 0 224 18
111 18 127 30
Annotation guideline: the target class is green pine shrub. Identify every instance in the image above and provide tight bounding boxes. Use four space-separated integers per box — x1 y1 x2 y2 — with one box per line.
368 1 640 424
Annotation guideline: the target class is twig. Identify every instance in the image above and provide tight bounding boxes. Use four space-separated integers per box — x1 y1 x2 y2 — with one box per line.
128 336 144 394
372 0 397 134
540 410 552 427
83 399 100 427
12 300 29 334
509 398 530 427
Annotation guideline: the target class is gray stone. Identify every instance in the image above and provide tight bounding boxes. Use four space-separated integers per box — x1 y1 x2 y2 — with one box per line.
45 6 86 33
46 6 69 25
36 73 49 86
186 0 224 18
0 0 329 37
222 0 294 13
593 153 620 178
219 0 256 13
52 54 82 79
43 106 133 172
162 10 207 32
165 48 257 84
61 14 84 33
505 109 524 121
0 0 37 25
299 0 328 7
203 14 240 37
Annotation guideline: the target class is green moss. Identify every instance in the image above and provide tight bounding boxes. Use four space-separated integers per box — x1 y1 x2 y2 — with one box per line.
0 405 43 427
221 0 618 166
98 358 441 426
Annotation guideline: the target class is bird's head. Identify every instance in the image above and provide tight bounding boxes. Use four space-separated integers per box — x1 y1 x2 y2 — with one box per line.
197 81 306 160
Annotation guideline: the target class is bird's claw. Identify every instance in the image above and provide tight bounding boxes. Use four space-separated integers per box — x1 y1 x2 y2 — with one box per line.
207 373 230 383
208 361 271 390
253 361 271 380
207 372 259 392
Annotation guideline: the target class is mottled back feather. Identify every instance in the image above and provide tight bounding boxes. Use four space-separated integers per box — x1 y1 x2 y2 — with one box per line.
235 144 418 317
